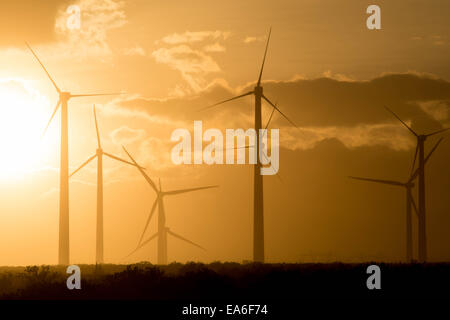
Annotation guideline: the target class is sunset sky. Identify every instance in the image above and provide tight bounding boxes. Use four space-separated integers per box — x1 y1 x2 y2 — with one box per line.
0 0 449 265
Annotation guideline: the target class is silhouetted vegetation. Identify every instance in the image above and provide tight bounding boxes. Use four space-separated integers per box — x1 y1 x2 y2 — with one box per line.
0 262 449 299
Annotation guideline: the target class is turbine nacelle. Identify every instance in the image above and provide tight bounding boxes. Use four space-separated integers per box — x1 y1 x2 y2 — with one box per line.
405 182 415 188
199 29 298 129
385 106 449 140
70 106 142 178
418 135 427 142
61 92 71 100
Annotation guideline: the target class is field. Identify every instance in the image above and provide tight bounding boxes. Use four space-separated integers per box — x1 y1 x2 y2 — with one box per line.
0 262 449 300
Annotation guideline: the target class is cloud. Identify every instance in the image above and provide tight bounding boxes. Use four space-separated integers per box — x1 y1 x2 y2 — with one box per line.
203 43 226 53
152 45 221 92
282 123 415 151
322 70 355 82
431 35 446 46
417 100 449 121
137 137 174 171
243 36 265 44
116 73 450 153
52 0 128 60
159 31 230 45
256 73 450 130
123 46 146 56
153 30 231 94
110 126 146 145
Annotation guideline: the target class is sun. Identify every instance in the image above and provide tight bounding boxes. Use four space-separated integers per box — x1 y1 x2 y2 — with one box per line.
0 79 55 180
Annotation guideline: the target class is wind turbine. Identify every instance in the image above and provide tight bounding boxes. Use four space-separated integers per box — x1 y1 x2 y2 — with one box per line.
26 43 122 265
123 147 217 264
69 105 142 264
201 28 297 263
349 137 443 262
385 106 449 262
224 106 281 180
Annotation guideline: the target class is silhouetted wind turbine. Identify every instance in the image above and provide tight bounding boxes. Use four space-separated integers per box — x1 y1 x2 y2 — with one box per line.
123 147 217 264
201 28 297 263
225 105 282 181
349 137 443 262
385 106 449 262
69 105 142 264
26 43 122 265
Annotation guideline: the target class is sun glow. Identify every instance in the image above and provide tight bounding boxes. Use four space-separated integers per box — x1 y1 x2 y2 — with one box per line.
0 79 54 180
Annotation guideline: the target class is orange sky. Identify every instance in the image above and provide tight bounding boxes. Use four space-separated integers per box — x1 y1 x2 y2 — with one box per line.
0 0 449 265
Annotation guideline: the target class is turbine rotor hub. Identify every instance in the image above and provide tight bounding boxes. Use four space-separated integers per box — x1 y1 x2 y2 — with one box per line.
61 92 71 100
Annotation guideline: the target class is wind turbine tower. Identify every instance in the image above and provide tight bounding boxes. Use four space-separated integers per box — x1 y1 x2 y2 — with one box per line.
70 105 142 264
201 29 297 263
349 137 442 262
27 43 121 265
385 106 448 262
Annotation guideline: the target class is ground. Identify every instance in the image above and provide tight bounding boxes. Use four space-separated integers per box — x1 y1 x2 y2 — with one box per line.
0 262 448 300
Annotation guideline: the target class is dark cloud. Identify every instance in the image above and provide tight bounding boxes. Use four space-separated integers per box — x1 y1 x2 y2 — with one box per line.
259 74 450 130
119 73 450 134
0 0 72 47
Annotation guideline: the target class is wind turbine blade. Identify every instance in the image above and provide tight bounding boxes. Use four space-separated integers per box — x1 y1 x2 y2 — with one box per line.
93 105 101 149
70 93 124 98
257 27 272 86
409 137 443 182
348 176 404 187
264 105 276 130
103 152 145 169
137 199 158 247
410 143 419 176
384 106 418 137
225 145 254 150
425 127 450 137
262 95 298 128
25 42 61 93
122 146 158 193
408 189 419 217
163 185 218 196
167 229 206 251
124 232 159 259
199 91 254 112
69 154 97 177
42 99 61 136
425 137 444 163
